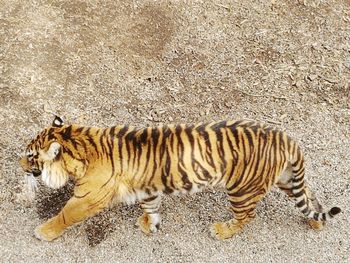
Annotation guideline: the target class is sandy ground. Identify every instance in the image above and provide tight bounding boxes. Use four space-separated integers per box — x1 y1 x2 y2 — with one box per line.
1 0 349 262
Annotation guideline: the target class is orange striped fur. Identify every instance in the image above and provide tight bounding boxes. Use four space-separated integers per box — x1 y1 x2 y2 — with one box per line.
20 116 340 241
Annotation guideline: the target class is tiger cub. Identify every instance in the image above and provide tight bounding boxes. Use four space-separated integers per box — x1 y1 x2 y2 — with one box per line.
20 116 341 241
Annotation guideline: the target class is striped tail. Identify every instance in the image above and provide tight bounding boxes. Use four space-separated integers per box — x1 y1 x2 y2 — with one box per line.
291 145 341 221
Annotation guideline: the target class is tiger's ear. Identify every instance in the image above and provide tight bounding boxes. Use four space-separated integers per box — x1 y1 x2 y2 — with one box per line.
52 115 65 127
46 142 61 160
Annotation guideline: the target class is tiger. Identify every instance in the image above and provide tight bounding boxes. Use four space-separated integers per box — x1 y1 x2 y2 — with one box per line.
19 116 341 241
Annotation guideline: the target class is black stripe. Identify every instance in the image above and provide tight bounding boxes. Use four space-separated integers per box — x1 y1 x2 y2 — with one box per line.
178 163 192 191
54 149 62 161
161 152 173 194
226 129 240 167
185 125 200 177
211 121 227 131
158 127 168 164
61 126 72 140
151 128 160 162
270 131 279 184
151 127 160 147
124 131 133 164
231 120 245 127
296 199 306 208
102 129 116 188
293 172 305 183
145 187 152 195
75 181 87 187
99 130 106 155
88 192 111 209
293 163 304 174
147 128 160 185
293 191 304 198
175 125 184 160
294 168 305 178
293 181 304 189
242 132 265 190
245 128 254 149
125 140 132 165
215 126 226 173
197 125 215 169
280 132 286 152
61 211 67 225
125 128 137 169
229 189 265 206
47 128 55 140
125 128 137 142
117 126 129 171
80 136 87 154
139 128 148 144
69 137 79 152
117 126 129 138
236 128 265 189
63 147 74 158
74 191 91 198
139 144 152 187
84 128 98 154
193 159 211 180
132 128 143 170
76 127 84 133
87 137 98 154
109 126 116 137
292 150 302 167
241 131 248 164
142 196 158 202
230 125 240 149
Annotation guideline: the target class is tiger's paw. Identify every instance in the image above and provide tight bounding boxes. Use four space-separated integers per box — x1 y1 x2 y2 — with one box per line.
136 213 159 235
210 221 241 240
34 219 64 241
308 219 325 230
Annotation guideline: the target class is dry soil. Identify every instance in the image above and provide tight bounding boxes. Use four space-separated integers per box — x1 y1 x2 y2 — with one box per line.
0 0 349 262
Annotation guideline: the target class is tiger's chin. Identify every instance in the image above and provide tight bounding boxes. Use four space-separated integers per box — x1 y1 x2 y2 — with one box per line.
42 162 69 189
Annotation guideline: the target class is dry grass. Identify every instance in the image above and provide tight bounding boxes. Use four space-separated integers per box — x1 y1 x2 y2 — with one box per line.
1 0 349 262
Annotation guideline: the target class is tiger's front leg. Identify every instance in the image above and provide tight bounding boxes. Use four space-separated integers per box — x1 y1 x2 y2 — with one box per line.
136 195 162 235
35 189 112 241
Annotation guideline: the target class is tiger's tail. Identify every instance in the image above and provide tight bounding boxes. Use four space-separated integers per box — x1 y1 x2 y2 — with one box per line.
290 144 341 221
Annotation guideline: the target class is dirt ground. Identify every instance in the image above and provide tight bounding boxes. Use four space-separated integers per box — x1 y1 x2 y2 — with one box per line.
1 0 349 262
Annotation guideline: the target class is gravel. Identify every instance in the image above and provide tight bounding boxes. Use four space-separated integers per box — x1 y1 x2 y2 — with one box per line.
0 0 349 262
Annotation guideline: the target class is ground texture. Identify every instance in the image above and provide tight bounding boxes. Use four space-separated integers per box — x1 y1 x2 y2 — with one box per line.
1 0 349 262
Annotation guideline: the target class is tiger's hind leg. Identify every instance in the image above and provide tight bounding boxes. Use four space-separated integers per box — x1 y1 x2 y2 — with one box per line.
276 164 324 230
210 190 265 240
136 195 162 235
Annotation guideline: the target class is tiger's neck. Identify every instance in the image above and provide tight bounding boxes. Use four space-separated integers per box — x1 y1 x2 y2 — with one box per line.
57 125 132 178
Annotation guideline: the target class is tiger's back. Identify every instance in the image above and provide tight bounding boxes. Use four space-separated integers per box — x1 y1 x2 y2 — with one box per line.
116 120 288 195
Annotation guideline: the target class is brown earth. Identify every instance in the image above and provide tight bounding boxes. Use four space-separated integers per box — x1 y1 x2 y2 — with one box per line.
0 0 349 262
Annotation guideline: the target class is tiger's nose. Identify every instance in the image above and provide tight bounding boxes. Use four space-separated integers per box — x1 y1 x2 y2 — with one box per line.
32 170 42 177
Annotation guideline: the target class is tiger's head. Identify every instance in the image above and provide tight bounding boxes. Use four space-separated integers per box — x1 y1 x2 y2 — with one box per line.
20 116 70 189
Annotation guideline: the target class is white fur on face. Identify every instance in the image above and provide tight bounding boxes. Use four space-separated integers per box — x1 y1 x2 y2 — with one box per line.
42 161 69 189
41 142 61 161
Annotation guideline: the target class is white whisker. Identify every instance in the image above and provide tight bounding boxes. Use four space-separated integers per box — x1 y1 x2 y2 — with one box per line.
25 173 38 192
